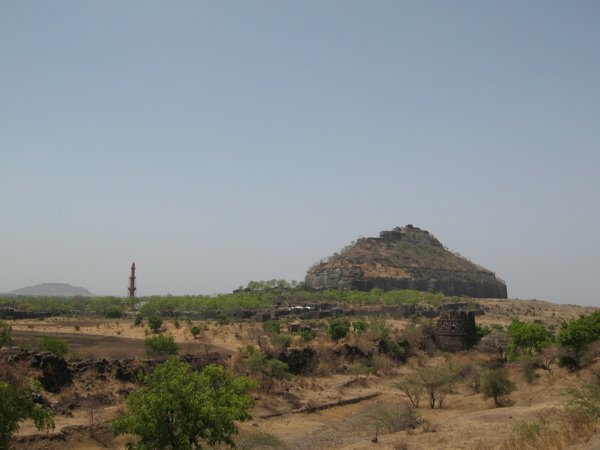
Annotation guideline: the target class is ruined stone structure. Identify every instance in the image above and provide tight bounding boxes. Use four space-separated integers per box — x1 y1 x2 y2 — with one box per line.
305 225 507 298
434 310 476 352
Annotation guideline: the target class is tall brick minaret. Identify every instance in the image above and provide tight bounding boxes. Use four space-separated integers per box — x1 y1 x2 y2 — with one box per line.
128 262 136 298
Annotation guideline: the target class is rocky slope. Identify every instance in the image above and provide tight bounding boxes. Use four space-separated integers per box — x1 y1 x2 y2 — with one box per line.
305 225 507 298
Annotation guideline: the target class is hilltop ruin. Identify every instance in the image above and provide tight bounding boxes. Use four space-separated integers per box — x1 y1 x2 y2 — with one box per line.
305 225 507 298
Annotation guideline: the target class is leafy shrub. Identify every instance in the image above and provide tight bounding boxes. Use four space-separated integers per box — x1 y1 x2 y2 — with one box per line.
134 314 143 326
144 335 179 357
35 336 69 357
475 324 492 342
378 337 411 362
300 328 316 343
262 320 280 335
352 320 369 333
104 306 124 318
148 316 162 333
329 319 351 341
190 326 201 339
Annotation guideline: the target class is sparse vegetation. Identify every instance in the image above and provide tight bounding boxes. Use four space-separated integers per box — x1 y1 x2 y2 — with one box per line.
0 293 597 449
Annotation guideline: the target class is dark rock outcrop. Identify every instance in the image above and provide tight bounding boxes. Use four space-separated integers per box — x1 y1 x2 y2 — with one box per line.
305 225 507 298
30 352 72 393
280 347 318 375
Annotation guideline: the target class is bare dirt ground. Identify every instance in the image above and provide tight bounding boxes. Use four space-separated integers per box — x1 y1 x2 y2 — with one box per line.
5 297 600 450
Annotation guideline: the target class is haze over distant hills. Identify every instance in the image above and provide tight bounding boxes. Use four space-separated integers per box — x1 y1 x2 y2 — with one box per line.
7 283 96 297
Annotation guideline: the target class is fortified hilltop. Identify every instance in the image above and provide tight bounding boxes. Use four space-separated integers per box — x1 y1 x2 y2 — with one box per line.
305 225 507 298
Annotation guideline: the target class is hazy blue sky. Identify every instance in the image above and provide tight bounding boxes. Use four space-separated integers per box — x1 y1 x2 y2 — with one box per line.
1 1 598 305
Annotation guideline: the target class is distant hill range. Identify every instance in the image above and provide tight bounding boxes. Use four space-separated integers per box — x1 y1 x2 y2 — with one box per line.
8 283 96 297
305 225 507 298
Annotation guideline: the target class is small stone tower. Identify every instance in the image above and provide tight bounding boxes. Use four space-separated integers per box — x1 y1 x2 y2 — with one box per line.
128 262 136 298
435 310 476 352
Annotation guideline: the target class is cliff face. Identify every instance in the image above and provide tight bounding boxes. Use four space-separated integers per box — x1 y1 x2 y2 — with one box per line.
305 225 507 298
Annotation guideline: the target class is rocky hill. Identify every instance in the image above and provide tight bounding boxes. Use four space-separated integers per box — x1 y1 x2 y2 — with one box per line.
9 283 95 297
305 225 507 298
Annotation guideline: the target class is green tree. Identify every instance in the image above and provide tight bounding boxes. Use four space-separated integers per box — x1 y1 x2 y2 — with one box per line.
480 368 515 407
329 319 351 341
0 379 54 449
558 311 600 367
112 358 254 449
144 335 180 357
190 326 201 339
0 321 12 347
508 320 553 361
148 316 163 334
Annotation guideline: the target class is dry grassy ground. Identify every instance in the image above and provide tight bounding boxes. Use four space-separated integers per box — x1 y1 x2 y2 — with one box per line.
6 297 600 450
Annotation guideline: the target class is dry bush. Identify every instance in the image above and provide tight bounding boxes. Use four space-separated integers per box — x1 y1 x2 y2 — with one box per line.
368 402 421 435
497 410 595 450
370 353 395 375
478 332 509 363
312 343 344 376
580 341 600 370
394 377 422 408
349 332 377 356
459 361 483 394
421 419 438 433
